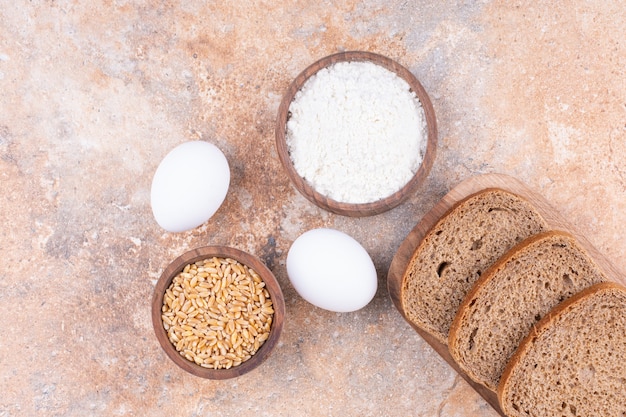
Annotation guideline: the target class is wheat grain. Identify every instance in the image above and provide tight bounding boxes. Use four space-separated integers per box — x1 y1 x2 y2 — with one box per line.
161 257 274 370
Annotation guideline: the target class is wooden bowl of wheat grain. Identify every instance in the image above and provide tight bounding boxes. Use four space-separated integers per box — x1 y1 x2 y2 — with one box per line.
152 246 285 379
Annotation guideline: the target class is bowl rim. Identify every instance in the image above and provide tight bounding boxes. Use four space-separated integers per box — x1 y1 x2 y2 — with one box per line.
151 246 285 379
275 50 438 217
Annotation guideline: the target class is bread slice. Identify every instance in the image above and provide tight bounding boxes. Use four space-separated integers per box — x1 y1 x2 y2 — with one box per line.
448 230 606 390
498 282 626 417
400 188 549 344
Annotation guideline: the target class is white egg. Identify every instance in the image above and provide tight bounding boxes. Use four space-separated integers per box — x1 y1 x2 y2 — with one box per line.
151 141 230 233
286 228 377 313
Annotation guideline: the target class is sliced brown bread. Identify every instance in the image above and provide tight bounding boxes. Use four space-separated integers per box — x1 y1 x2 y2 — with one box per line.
498 282 626 417
400 188 549 344
448 230 607 390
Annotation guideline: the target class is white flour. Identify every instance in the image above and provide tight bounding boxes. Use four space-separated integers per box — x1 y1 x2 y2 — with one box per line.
286 60 427 204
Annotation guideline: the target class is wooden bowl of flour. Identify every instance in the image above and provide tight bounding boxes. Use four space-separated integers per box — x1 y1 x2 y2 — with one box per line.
275 51 437 217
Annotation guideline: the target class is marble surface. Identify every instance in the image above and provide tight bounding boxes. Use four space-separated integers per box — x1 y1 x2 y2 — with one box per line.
1 1 625 416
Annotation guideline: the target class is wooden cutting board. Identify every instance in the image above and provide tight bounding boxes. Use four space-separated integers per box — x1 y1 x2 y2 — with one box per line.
386 173 626 416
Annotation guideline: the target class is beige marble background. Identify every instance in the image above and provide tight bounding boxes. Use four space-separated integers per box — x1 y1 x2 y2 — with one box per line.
1 1 625 416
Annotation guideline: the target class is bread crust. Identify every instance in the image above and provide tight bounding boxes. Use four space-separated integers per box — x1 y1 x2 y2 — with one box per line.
497 281 626 415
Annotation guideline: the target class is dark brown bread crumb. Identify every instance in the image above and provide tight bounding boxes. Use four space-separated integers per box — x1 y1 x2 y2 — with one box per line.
498 282 626 417
449 230 606 390
401 188 549 344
